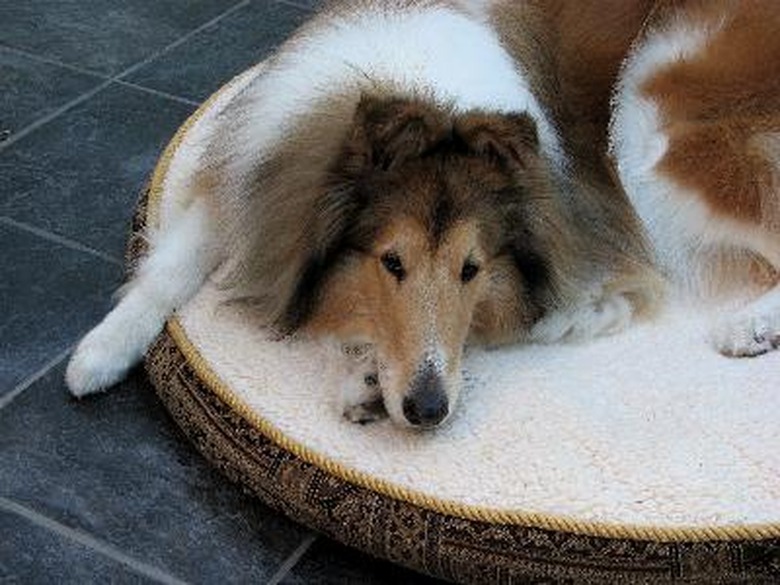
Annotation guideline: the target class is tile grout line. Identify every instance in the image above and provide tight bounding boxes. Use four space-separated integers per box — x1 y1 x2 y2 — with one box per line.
274 0 319 12
0 347 73 412
0 0 251 154
0 497 190 585
0 0 256 401
0 216 123 266
0 44 201 107
265 533 318 585
113 80 201 107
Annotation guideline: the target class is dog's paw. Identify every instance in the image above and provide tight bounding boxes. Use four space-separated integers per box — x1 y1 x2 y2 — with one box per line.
711 307 780 358
339 366 385 424
343 399 387 424
331 342 385 424
65 326 134 397
532 292 633 343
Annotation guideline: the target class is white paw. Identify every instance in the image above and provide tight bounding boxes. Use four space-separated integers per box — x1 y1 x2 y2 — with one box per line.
65 326 136 397
532 293 633 343
335 343 386 424
343 398 387 424
711 308 780 358
340 370 385 423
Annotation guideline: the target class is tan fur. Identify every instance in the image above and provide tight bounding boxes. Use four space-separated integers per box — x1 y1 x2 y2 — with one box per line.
300 97 592 423
577 0 778 304
213 92 361 327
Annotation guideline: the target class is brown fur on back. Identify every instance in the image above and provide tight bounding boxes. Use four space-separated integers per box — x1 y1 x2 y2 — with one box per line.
643 0 780 234
493 0 780 246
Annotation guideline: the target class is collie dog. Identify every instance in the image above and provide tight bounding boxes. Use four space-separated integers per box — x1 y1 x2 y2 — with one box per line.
64 0 686 429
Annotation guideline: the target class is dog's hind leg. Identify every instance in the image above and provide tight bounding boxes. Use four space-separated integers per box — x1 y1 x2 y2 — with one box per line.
66 200 218 396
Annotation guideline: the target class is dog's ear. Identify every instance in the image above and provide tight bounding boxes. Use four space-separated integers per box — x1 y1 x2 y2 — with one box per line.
454 112 539 170
342 95 451 173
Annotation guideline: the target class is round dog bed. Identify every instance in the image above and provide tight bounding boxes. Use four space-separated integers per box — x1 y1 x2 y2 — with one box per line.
133 65 780 583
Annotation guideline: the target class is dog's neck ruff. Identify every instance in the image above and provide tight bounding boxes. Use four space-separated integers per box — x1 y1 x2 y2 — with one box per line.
233 5 563 170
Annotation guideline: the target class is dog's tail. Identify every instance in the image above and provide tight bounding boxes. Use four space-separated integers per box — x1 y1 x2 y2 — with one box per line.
66 199 217 396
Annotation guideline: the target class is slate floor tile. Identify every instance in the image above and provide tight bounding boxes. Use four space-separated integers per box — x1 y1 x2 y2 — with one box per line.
125 0 312 103
285 538 446 584
0 507 156 584
0 364 309 584
0 223 120 397
0 0 241 76
0 48 102 141
0 83 194 258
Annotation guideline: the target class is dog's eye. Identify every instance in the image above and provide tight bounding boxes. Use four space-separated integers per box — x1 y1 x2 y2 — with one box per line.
381 251 406 281
460 260 480 283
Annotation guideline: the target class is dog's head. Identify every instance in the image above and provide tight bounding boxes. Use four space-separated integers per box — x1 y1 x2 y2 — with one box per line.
263 95 570 428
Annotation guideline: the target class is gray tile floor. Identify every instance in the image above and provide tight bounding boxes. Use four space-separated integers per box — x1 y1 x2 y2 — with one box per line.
0 1 443 582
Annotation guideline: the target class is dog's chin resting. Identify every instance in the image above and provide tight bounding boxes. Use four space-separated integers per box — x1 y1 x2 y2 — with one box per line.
67 0 780 429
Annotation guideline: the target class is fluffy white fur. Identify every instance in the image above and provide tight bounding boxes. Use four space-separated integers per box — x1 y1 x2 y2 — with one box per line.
334 344 383 423
531 286 634 343
711 286 780 357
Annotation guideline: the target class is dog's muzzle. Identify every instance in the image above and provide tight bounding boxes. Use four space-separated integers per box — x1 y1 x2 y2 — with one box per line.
402 364 449 427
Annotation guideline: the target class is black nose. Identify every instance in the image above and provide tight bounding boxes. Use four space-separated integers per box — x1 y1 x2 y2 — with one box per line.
402 366 449 427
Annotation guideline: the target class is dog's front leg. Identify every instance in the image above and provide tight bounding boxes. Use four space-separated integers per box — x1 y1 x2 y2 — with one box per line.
339 344 386 424
711 284 780 357
530 287 636 343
